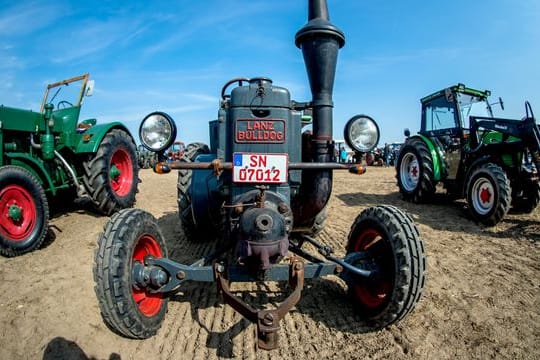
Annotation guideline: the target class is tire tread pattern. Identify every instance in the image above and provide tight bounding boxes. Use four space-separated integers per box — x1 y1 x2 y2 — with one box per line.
397 140 436 203
465 163 511 226
0 166 49 257
347 205 426 329
93 208 168 338
82 129 138 216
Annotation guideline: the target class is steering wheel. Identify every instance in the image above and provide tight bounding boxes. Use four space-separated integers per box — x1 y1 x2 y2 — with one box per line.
221 77 250 100
57 100 73 109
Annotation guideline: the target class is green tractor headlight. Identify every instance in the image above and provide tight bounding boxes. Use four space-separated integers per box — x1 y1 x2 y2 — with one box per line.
139 112 177 152
344 114 380 153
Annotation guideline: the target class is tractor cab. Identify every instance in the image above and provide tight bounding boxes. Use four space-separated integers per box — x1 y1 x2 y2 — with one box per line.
419 84 493 180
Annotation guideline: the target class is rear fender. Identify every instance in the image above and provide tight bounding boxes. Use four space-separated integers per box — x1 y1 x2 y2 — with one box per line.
4 153 57 195
407 134 443 181
73 122 133 154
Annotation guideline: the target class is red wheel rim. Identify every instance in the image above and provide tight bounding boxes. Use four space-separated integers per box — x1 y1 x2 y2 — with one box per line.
110 148 133 197
351 228 393 309
0 185 37 242
131 234 163 317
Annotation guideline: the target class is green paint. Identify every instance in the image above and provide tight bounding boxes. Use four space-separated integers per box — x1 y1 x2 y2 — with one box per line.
411 135 442 181
74 122 127 153
109 164 121 180
7 154 57 195
8 204 22 222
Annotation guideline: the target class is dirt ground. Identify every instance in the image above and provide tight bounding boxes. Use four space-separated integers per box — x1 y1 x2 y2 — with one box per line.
0 167 538 359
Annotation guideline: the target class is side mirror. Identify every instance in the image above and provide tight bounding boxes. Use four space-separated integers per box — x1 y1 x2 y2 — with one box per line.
85 80 95 97
404 128 411 137
499 97 504 111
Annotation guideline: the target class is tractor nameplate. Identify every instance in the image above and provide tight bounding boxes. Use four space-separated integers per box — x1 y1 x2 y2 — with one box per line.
235 119 285 143
232 153 288 183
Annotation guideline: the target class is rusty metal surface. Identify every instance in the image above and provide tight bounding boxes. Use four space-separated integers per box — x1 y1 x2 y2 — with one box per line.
214 257 305 350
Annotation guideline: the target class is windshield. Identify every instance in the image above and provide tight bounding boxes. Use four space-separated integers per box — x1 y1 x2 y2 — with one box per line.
457 93 492 126
41 74 89 112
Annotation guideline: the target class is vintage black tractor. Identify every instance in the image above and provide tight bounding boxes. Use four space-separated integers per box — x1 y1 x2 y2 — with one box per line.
94 0 426 350
396 83 540 225
0 74 138 257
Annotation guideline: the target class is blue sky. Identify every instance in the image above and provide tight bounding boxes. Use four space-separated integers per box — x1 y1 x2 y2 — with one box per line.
1 0 538 146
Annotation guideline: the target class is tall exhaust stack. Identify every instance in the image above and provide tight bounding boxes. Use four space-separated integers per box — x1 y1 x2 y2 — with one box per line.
293 0 345 227
295 0 345 149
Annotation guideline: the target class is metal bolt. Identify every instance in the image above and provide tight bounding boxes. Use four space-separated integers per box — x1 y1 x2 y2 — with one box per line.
176 271 186 280
262 313 274 326
277 202 288 214
294 262 303 271
216 263 225 273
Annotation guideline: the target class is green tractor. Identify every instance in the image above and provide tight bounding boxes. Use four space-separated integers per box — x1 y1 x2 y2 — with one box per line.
396 83 540 225
0 74 139 256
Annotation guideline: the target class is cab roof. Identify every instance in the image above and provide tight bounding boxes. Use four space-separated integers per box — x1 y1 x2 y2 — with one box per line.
421 83 491 104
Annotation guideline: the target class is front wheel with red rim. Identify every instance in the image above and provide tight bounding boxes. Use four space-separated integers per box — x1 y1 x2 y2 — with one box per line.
465 163 511 226
94 209 169 338
0 166 49 257
83 129 138 216
343 205 426 329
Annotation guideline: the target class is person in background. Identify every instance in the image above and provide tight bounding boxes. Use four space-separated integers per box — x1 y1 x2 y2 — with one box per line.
340 146 347 163
384 143 390 167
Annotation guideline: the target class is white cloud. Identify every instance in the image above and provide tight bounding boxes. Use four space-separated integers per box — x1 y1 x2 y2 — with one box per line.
0 1 62 36
50 19 149 63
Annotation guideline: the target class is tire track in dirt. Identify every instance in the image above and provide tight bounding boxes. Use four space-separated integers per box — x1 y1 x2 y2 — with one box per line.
2 168 539 359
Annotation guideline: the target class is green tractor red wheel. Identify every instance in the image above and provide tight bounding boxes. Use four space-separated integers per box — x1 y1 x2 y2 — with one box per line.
0 166 49 257
93 209 168 338
465 163 511 226
109 147 134 197
396 141 436 203
344 205 426 328
83 129 139 216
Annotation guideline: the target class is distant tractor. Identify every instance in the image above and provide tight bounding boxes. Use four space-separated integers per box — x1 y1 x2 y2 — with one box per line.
137 144 158 169
396 83 539 225
0 74 138 256
166 141 185 162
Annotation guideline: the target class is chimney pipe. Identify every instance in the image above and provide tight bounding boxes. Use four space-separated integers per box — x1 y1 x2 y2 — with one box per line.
293 0 345 228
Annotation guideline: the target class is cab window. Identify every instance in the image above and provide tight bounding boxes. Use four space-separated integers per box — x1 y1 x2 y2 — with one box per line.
423 96 457 132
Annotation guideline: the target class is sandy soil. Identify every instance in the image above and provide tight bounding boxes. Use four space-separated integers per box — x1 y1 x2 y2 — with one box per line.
0 167 538 359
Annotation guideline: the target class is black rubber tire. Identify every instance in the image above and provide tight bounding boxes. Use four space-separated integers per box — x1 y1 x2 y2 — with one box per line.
465 163 511 226
177 143 210 239
344 205 426 328
396 141 436 203
93 208 169 338
83 129 139 216
512 182 540 214
0 166 49 257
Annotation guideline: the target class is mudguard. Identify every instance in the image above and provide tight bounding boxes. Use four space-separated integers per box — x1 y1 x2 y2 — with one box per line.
407 134 444 181
4 153 57 195
73 121 134 153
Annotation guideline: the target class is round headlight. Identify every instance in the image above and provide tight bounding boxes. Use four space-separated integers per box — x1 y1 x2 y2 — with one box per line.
344 114 380 153
139 112 177 152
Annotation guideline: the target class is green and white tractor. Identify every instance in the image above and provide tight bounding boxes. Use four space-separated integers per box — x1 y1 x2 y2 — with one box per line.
396 83 539 225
